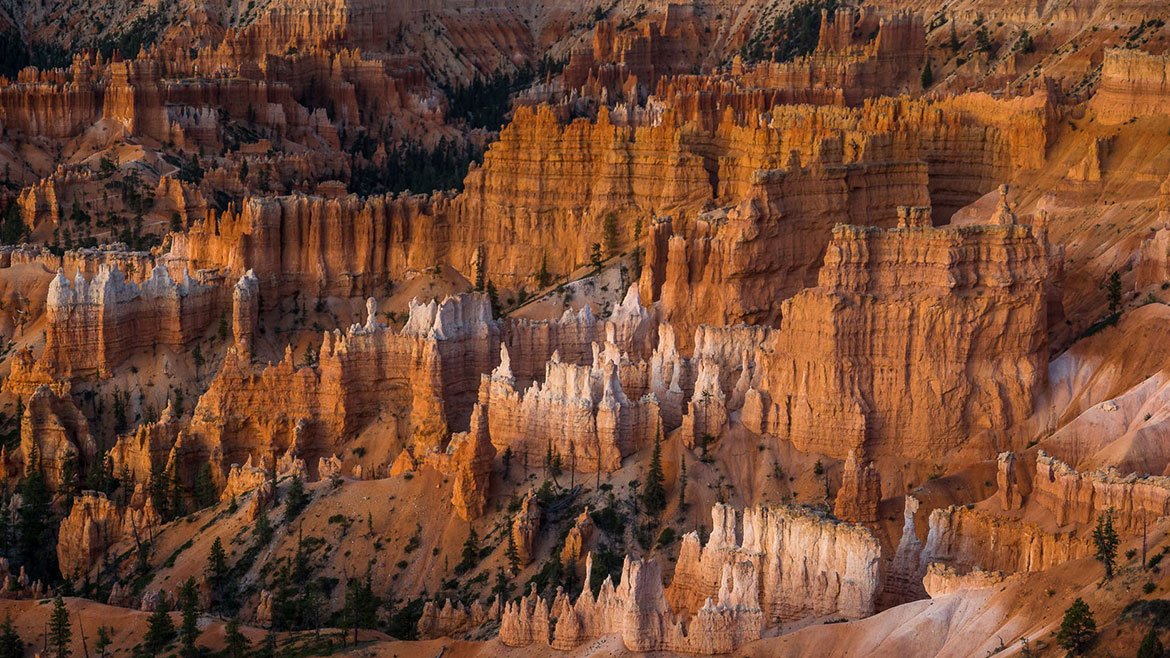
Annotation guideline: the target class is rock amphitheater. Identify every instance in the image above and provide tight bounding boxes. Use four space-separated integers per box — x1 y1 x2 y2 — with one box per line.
1 0 1170 656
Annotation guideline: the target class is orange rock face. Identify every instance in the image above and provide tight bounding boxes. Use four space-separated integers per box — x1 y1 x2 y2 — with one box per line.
40 264 224 380
745 220 1054 461
57 491 160 579
503 503 878 654
190 293 498 469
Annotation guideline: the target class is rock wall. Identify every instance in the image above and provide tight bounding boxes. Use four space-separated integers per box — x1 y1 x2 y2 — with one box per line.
922 505 1093 575
1091 48 1170 126
501 555 763 654
744 220 1053 461
41 264 224 379
666 503 881 623
18 384 97 491
168 192 452 304
189 293 498 471
56 491 160 579
481 342 660 474
1033 451 1170 533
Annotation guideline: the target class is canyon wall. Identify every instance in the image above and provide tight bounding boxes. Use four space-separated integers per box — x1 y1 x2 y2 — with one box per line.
500 503 878 654
1092 49 1170 126
40 264 225 380
744 219 1054 461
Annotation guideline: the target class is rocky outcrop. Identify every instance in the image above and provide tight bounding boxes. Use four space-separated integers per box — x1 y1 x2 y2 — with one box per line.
922 505 1093 575
501 499 880 655
501 555 763 654
425 403 496 521
417 597 498 640
1033 451 1170 533
20 384 97 491
667 503 881 623
996 452 1024 511
834 449 882 523
169 193 452 304
190 293 498 470
231 270 259 358
42 264 222 379
512 490 541 566
1136 223 1170 290
56 491 160 579
1092 49 1170 125
885 495 927 602
744 221 1054 461
482 342 660 474
561 507 594 566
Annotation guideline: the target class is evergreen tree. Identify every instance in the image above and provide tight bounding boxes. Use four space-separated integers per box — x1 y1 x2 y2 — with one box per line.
1137 627 1164 658
678 457 688 511
1056 598 1096 654
493 567 510 603
223 618 248 658
486 281 500 317
602 212 620 256
458 527 480 573
1094 509 1119 579
589 243 603 271
255 507 272 543
0 614 22 658
48 595 72 658
94 626 111 658
179 577 200 657
207 537 228 590
1105 271 1123 319
193 463 216 509
283 475 308 521
143 606 177 655
16 451 56 581
814 459 830 500
641 426 666 514
920 60 934 88
537 252 551 287
506 528 520 575
502 447 513 481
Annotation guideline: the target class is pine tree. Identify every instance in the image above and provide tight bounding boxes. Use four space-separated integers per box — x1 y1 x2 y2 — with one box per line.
1093 509 1119 579
16 452 55 581
255 506 272 543
486 281 500 317
537 252 551 287
207 537 228 588
179 577 200 657
1138 627 1164 658
920 60 934 89
493 567 510 603
48 595 72 658
589 243 603 271
602 212 620 256
94 627 111 658
1056 598 1096 654
1104 271 1123 320
194 463 216 509
814 460 830 501
642 426 666 514
0 613 21 658
284 475 308 521
677 457 688 511
143 607 177 655
502 447 513 481
223 618 248 658
506 528 520 574
459 527 480 573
